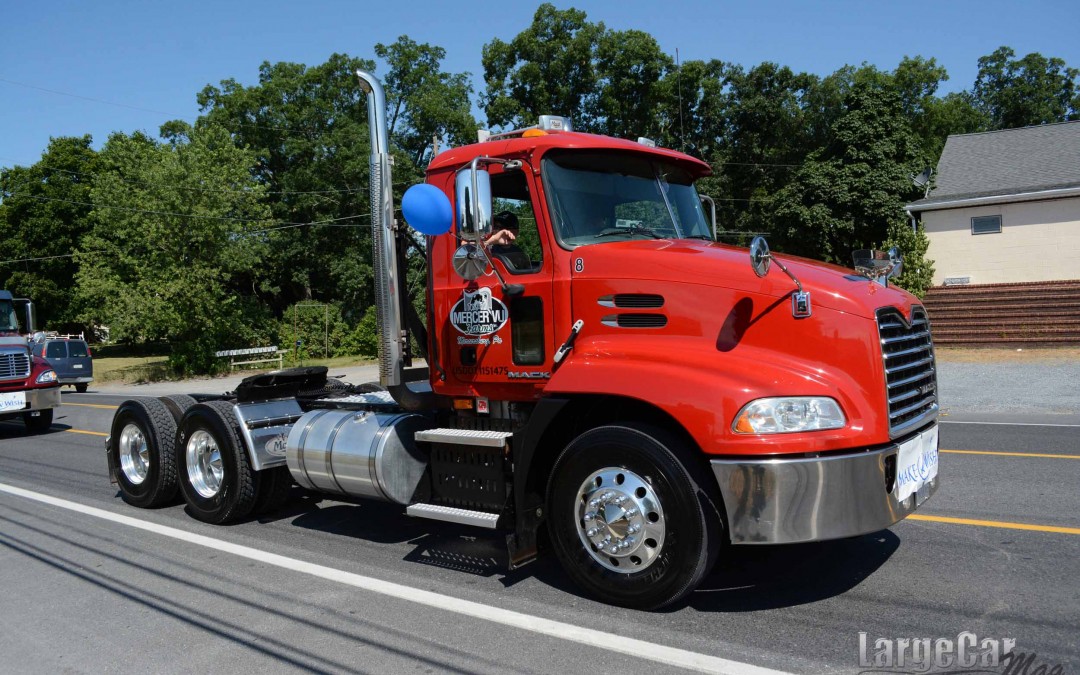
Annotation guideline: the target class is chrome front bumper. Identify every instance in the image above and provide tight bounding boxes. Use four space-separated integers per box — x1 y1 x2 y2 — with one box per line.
711 425 939 544
28 387 61 410
0 386 61 419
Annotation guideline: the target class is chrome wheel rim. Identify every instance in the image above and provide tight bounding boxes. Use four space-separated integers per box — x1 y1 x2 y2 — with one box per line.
118 423 149 485
575 467 666 572
186 430 223 499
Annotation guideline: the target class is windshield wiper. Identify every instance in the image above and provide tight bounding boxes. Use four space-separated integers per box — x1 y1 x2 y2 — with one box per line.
683 234 713 241
594 226 661 239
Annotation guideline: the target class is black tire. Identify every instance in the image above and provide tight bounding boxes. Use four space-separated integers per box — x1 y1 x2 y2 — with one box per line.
547 424 723 610
158 394 198 424
75 383 89 393
175 400 258 524
106 398 179 508
252 466 294 516
23 408 54 434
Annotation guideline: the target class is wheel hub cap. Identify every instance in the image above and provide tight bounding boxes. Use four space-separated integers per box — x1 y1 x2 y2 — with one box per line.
186 430 223 499
118 423 148 485
575 468 665 572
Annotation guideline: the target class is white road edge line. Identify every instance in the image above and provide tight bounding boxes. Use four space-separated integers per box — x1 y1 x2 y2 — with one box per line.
0 482 789 675
939 420 1080 428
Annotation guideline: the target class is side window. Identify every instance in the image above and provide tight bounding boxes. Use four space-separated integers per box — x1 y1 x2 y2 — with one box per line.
45 342 66 359
490 171 543 275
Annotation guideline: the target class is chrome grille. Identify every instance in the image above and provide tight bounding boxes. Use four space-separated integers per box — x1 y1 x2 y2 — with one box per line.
0 350 31 381
877 306 938 437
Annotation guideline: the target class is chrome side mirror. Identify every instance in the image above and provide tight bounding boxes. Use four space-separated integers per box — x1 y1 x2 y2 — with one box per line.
887 246 903 279
749 236 771 277
455 164 493 242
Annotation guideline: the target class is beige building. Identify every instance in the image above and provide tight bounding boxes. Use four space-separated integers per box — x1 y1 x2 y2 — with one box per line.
906 121 1080 286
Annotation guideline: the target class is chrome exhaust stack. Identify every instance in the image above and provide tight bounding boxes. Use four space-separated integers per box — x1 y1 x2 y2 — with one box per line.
356 70 436 410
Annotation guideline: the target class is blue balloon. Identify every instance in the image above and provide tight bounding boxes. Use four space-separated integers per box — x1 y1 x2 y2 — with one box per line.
402 183 452 236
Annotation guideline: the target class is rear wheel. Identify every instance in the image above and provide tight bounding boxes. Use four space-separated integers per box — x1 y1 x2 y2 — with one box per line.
158 394 198 423
176 401 258 524
107 398 179 507
75 383 89 393
547 424 722 610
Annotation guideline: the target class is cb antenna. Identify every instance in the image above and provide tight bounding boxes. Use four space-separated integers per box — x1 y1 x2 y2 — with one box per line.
676 47 685 152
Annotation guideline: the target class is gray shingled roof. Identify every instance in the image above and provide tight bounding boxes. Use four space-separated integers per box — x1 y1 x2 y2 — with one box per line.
908 120 1080 209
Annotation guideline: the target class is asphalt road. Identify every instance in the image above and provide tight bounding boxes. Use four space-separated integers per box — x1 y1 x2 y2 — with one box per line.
1 390 1077 674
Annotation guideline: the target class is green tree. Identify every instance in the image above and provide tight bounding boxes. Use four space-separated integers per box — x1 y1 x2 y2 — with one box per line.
75 126 271 374
0 136 98 329
375 36 477 165
883 221 933 297
767 80 925 267
590 29 672 139
974 46 1080 129
482 3 604 129
194 53 380 319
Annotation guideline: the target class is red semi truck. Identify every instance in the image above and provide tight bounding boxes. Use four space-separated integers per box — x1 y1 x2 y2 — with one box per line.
106 72 940 609
0 291 61 432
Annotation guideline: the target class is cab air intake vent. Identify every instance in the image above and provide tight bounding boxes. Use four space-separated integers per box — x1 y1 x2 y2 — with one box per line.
601 314 668 328
597 294 665 309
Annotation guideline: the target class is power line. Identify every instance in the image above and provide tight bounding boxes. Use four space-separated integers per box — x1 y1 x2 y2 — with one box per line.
2 163 406 197
3 192 378 230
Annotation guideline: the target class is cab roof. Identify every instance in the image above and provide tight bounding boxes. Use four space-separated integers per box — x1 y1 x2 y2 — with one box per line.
426 130 713 178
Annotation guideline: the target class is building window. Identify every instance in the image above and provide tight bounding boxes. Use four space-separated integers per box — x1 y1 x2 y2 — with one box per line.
971 215 1002 235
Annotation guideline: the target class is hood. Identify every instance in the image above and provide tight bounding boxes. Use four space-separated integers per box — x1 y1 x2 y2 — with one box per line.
572 239 919 319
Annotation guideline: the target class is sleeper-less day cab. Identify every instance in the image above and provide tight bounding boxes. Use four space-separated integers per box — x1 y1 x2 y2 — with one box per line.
106 72 939 609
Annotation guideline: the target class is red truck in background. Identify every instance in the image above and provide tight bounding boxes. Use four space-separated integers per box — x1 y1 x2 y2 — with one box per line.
0 290 61 432
105 72 940 609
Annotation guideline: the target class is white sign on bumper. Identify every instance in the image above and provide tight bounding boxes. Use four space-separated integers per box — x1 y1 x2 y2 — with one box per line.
0 391 27 412
895 425 939 503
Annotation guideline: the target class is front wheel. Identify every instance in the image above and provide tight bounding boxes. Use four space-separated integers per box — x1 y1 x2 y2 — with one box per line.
23 408 54 433
547 424 723 610
176 401 258 524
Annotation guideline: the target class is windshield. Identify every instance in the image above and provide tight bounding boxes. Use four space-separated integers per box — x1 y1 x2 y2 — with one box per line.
542 151 711 247
0 300 17 332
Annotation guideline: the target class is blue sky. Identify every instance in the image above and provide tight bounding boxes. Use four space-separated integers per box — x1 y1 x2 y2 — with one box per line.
2 0 1078 169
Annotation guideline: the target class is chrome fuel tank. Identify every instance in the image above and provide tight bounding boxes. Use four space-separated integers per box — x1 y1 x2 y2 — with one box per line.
285 409 430 504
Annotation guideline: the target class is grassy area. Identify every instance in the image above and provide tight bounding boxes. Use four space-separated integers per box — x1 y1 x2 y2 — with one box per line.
934 346 1080 363
93 353 377 384
94 356 172 384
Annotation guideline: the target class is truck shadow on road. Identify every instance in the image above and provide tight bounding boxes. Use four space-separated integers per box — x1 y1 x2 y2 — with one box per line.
686 531 900 612
275 489 900 608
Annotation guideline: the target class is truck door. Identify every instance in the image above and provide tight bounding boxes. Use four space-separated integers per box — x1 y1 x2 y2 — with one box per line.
442 166 555 399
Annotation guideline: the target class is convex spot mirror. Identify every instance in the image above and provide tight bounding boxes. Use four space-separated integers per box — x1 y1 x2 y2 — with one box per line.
455 167 493 242
401 184 453 236
749 236 771 277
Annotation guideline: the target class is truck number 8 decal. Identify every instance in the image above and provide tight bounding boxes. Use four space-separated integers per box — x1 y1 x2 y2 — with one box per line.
575 258 584 273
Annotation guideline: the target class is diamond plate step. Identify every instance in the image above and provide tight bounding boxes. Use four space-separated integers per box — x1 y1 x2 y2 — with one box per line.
406 503 501 528
414 428 513 447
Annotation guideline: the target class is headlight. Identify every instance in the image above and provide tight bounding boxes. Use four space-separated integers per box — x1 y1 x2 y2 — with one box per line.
36 370 58 384
733 397 845 434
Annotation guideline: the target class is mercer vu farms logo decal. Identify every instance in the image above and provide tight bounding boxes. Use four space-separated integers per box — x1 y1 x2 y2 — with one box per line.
451 288 508 336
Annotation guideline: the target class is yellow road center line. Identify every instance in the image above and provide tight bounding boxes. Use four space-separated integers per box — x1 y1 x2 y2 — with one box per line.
941 449 1080 459
63 403 119 410
908 514 1080 535
65 429 108 437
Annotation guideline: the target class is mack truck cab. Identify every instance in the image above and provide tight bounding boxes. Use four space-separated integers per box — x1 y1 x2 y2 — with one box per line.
0 290 61 433
106 71 939 609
